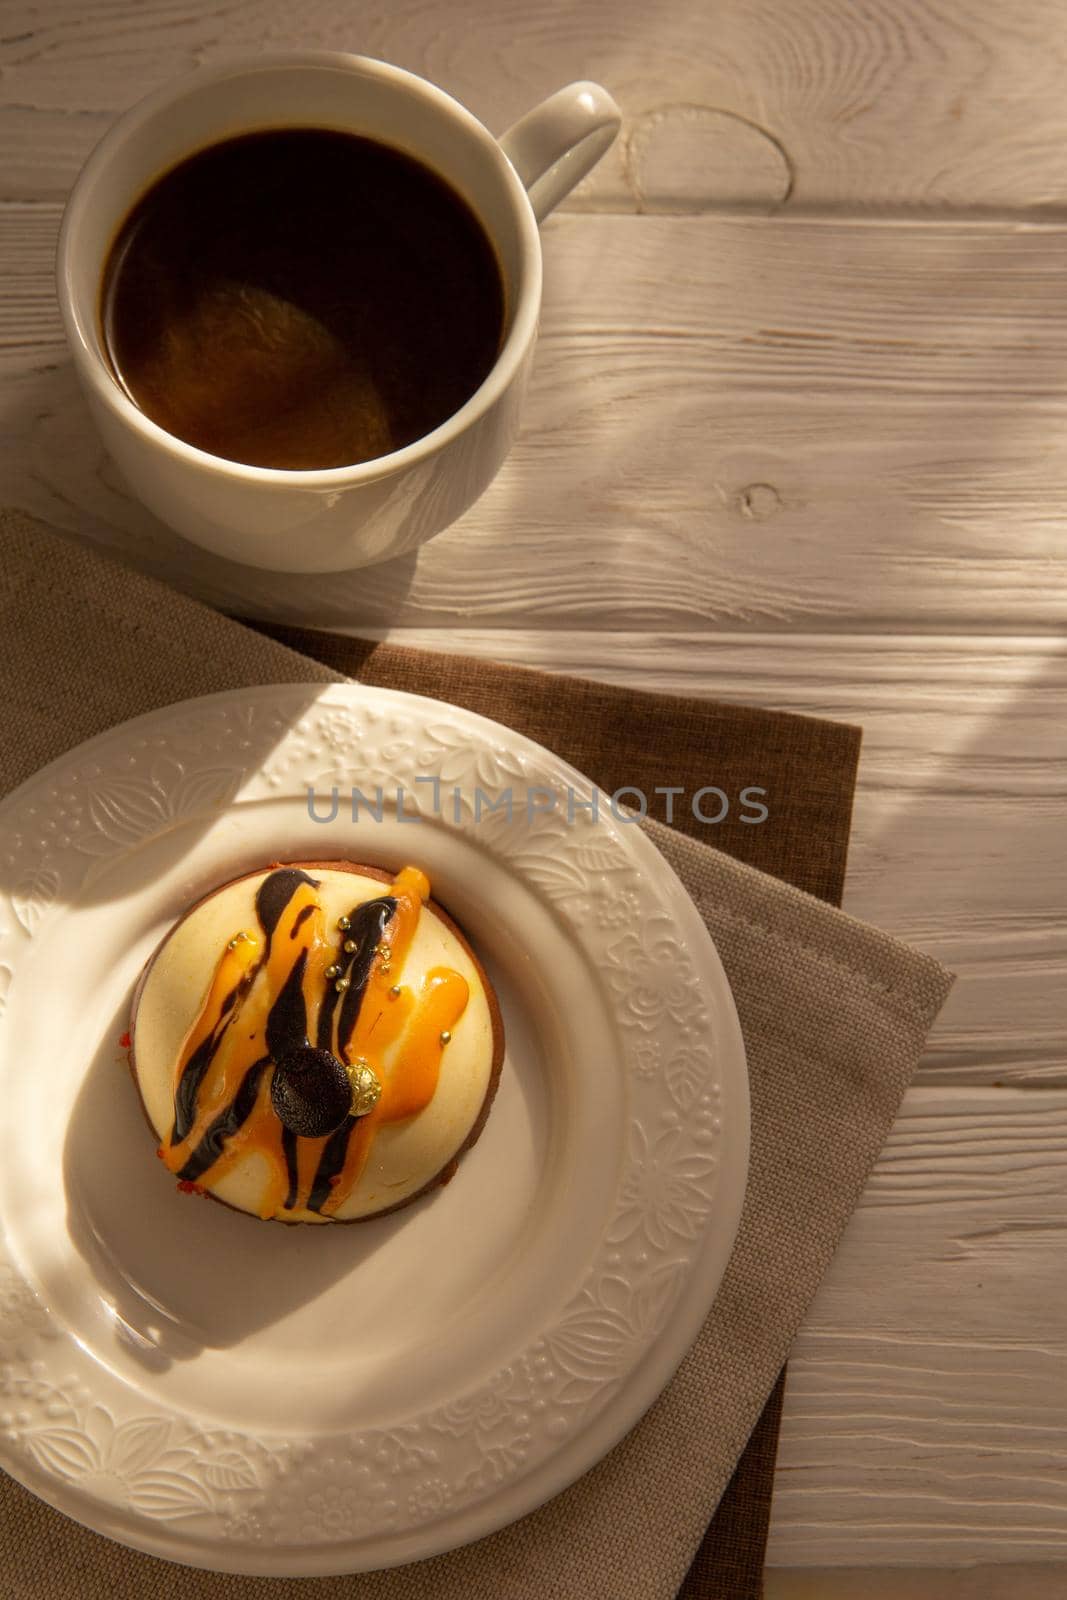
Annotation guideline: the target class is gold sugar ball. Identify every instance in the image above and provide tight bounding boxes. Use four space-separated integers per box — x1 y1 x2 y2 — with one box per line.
347 1058 382 1118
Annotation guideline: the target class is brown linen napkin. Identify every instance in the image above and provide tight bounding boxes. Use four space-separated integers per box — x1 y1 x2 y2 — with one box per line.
0 509 954 1600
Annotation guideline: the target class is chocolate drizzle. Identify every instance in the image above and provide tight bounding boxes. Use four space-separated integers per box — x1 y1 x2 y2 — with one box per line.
171 976 246 1143
265 947 309 1062
307 1114 358 1214
281 1124 299 1212
179 1055 270 1182
337 898 397 1047
314 896 396 1054
305 896 396 1211
255 868 318 951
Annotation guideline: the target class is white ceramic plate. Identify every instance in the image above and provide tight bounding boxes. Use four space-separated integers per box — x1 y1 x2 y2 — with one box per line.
0 683 748 1575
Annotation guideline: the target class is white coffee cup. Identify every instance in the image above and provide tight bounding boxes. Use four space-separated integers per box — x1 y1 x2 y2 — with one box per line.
56 53 620 573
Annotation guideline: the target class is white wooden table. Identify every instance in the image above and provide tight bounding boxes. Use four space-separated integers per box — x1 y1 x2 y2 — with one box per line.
1 4 1065 1591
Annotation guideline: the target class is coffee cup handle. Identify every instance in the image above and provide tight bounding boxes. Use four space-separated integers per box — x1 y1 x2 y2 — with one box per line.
499 82 622 223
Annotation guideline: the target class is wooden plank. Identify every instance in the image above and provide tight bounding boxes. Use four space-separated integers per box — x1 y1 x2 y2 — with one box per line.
4 207 1067 632
4 0 1067 216
768 1087 1067 1567
766 1568 1067 1598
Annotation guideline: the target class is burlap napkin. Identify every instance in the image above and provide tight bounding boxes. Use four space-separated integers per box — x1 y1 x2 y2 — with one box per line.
0 508 954 1599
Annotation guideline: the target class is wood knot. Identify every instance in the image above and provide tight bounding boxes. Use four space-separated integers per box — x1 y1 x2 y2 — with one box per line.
736 483 782 521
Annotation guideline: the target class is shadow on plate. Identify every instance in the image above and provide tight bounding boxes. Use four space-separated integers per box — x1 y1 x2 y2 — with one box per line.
62 992 430 1376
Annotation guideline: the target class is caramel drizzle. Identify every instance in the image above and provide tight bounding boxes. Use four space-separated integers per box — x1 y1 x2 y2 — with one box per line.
318 965 469 1217
158 865 469 1219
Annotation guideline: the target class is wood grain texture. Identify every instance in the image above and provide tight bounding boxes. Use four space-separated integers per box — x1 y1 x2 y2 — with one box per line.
766 1567 1067 1598
4 206 1067 632
768 1088 1067 1566
3 0 1067 215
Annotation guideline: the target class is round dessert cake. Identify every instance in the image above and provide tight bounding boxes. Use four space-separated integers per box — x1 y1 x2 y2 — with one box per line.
129 862 504 1223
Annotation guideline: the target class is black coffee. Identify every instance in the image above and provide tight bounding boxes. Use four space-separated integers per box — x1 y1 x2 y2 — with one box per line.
100 128 506 470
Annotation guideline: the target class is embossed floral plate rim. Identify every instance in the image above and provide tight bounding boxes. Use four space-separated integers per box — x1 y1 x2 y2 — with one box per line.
0 682 748 1575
